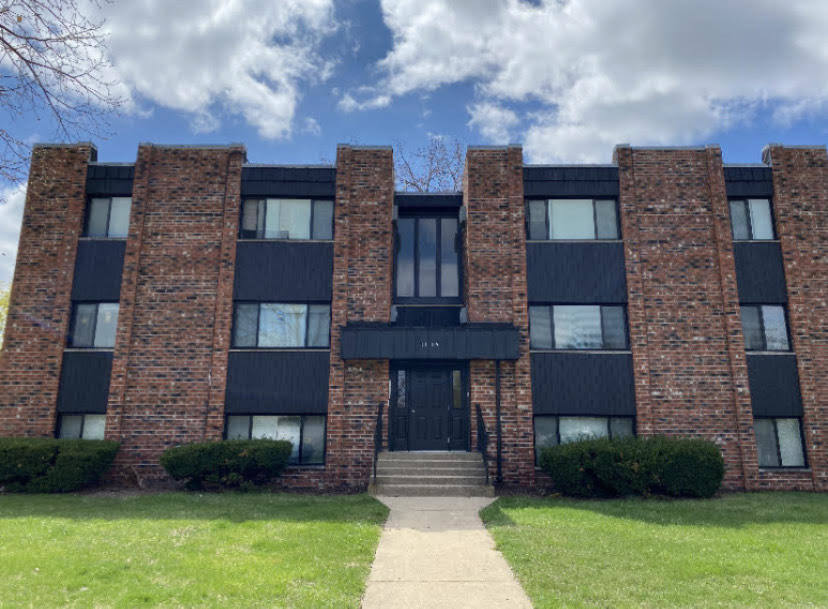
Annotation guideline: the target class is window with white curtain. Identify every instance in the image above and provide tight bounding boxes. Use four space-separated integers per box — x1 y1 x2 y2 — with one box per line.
240 199 333 240
225 415 326 464
232 303 330 348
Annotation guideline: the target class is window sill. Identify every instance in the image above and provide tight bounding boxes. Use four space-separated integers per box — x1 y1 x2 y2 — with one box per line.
732 239 780 244
64 347 115 353
744 350 794 355
526 239 623 244
77 236 128 241
530 349 631 354
759 467 810 472
229 348 331 352
285 463 326 469
236 238 334 243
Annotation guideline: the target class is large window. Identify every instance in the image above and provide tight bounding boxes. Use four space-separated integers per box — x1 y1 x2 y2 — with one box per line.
730 199 774 240
529 305 627 350
69 303 119 348
57 414 106 440
225 415 325 464
741 305 790 351
240 199 333 240
754 418 806 468
395 216 460 300
527 199 619 240
232 303 330 348
534 416 634 462
85 197 131 238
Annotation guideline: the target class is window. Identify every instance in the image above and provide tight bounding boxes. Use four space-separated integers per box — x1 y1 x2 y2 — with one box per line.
527 199 619 240
225 415 325 464
58 414 106 440
240 199 333 240
729 199 774 240
740 305 790 351
69 303 119 348
529 305 628 350
533 416 634 462
85 197 131 238
232 303 330 348
395 216 460 300
754 418 806 468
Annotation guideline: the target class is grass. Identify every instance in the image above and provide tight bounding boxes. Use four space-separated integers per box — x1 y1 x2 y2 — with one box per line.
0 492 388 609
481 493 828 609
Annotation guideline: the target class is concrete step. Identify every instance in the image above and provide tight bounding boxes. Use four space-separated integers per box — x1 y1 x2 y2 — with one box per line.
373 483 495 497
374 474 486 486
377 464 484 476
377 451 483 463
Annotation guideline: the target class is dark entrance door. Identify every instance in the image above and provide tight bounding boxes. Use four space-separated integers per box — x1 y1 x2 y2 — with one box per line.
390 365 469 451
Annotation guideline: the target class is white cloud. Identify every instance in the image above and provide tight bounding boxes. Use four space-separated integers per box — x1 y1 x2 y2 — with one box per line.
102 0 336 139
302 117 322 136
467 102 518 143
366 0 828 161
0 184 26 286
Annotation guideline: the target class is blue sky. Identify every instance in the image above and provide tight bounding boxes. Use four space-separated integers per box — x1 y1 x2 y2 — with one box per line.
1 0 827 283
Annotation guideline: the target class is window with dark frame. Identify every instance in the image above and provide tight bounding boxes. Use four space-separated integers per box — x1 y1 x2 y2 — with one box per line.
85 197 131 238
395 215 460 301
753 417 806 468
232 303 330 348
529 304 628 350
239 199 333 240
740 305 790 351
729 198 775 240
533 415 634 462
527 199 619 240
224 414 325 465
68 303 119 348
57 414 106 439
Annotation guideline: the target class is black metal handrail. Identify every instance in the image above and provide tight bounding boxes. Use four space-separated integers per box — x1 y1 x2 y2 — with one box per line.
373 401 384 483
475 404 490 485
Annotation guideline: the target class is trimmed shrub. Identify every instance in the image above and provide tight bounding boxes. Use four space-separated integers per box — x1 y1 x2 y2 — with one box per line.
160 440 292 490
539 436 724 499
0 438 119 492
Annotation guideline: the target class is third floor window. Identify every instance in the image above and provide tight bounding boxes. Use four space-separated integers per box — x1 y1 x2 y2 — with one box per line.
729 199 774 240
240 199 333 240
527 199 619 240
85 197 131 238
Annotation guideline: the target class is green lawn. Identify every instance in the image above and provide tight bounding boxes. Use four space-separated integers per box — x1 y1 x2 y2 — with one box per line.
0 492 388 609
482 493 828 609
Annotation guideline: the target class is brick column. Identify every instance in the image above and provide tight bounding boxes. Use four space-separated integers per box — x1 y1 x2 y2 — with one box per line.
764 144 827 491
105 144 245 485
327 145 395 490
615 145 756 490
0 143 95 437
464 146 534 488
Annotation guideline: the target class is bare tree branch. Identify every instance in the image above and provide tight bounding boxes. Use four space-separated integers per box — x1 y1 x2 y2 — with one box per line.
0 0 123 195
394 135 465 192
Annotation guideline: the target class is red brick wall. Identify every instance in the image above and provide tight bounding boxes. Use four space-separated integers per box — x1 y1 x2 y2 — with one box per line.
105 145 244 485
464 146 535 488
318 145 394 490
615 146 758 490
764 145 827 491
0 144 95 437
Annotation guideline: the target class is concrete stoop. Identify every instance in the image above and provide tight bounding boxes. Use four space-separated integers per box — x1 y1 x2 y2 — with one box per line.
370 451 494 497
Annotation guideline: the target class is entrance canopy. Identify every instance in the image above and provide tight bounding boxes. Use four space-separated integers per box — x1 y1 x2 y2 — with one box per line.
340 323 520 361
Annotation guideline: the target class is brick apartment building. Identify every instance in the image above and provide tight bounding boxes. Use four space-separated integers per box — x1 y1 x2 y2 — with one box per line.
0 142 825 492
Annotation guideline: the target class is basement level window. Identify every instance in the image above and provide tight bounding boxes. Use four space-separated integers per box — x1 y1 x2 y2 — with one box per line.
68 303 119 348
240 198 333 239
85 197 131 238
730 199 775 240
232 303 330 348
57 414 106 440
225 415 325 465
754 418 806 468
740 305 790 351
527 199 619 240
529 304 628 350
534 416 634 463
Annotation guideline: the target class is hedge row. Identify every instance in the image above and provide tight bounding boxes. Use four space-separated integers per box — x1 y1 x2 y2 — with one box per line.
0 438 119 493
539 436 725 498
159 440 292 490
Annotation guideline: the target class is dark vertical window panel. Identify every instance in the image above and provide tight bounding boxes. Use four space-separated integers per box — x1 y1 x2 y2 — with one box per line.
452 370 462 409
307 305 331 347
301 416 325 464
86 198 109 237
440 218 459 297
396 218 415 297
240 200 262 238
233 304 259 347
528 200 547 240
397 370 407 409
70 304 97 347
601 306 627 349
740 306 763 350
418 218 437 297
754 418 782 467
529 306 553 349
533 416 558 463
730 200 750 240
312 200 334 240
594 200 619 239
93 303 119 348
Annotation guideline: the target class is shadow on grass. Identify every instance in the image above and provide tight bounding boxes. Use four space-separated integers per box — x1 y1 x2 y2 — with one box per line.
0 492 390 524
481 492 828 529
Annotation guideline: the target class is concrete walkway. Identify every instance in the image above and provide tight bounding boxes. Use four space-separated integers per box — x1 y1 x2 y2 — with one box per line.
361 496 533 609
